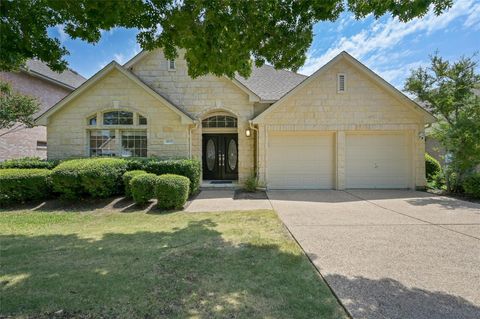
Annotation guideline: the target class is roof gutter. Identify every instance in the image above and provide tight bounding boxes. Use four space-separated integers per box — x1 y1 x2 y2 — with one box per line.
23 69 78 91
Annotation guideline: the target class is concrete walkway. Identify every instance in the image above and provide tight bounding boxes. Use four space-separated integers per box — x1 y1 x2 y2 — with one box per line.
185 189 272 212
269 190 480 319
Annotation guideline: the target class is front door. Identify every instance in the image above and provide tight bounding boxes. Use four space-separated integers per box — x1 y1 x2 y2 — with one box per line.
202 134 238 180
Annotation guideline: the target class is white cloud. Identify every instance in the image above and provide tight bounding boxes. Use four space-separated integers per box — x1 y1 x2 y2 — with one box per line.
55 25 69 43
373 60 427 89
98 43 142 69
300 0 477 76
113 53 127 64
464 3 480 30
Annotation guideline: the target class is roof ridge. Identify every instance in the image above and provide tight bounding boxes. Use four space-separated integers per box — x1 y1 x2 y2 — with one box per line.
256 63 307 78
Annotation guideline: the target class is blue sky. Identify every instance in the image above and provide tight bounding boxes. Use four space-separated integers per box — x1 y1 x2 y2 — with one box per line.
50 0 480 89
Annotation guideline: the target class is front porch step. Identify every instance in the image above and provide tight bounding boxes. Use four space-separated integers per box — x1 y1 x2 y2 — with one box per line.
201 180 240 190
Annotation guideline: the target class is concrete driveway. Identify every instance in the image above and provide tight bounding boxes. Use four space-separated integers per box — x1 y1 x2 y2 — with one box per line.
268 190 480 319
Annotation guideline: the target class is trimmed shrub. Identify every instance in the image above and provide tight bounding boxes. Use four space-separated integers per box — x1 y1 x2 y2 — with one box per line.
126 158 201 195
243 174 259 192
425 153 441 183
0 169 51 205
463 173 480 198
51 158 128 199
0 157 60 169
122 170 147 197
155 174 190 209
130 173 158 205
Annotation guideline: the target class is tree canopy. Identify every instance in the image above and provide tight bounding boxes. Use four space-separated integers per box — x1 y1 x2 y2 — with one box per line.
404 53 480 192
1 0 452 78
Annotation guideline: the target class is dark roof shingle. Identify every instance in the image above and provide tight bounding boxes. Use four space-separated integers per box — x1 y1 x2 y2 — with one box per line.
235 64 307 101
25 59 86 89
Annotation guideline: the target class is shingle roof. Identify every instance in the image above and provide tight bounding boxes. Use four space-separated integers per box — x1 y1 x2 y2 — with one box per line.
25 59 86 89
235 64 307 101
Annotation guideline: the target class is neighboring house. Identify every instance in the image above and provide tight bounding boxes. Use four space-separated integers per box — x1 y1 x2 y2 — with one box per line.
35 50 434 190
0 60 85 160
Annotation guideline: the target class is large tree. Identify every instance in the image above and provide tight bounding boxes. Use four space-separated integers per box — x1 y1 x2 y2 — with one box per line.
1 0 452 78
404 53 480 192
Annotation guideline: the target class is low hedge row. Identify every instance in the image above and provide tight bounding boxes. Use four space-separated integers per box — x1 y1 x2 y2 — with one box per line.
125 158 200 195
0 157 199 205
0 157 60 169
0 169 51 205
51 158 128 199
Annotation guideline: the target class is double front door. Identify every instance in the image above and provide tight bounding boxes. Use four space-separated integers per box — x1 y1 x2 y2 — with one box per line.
202 134 238 180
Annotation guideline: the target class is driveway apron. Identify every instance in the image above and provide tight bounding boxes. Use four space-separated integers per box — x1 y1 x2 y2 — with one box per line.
268 190 480 319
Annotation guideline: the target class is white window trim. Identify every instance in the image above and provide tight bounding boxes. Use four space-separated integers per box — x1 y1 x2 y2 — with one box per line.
167 60 176 71
337 73 346 93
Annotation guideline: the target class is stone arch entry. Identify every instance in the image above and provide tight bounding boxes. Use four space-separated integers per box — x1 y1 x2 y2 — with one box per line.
201 112 239 181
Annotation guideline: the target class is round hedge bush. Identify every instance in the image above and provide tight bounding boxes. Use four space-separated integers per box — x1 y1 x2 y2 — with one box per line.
130 173 158 205
51 158 128 199
0 169 51 205
463 173 480 198
122 170 147 198
425 153 441 182
155 174 190 210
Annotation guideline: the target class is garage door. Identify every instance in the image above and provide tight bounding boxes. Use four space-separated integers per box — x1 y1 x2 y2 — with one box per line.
346 132 411 188
267 132 335 189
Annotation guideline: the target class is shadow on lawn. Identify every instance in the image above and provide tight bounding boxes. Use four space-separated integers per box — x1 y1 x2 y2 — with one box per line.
0 220 344 319
0 197 170 214
323 274 480 319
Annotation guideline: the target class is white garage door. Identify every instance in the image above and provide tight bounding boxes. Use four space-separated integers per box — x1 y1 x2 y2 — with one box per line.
346 132 411 188
267 132 335 189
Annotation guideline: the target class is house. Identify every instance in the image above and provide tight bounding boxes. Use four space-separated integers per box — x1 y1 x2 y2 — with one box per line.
0 60 86 160
35 50 435 190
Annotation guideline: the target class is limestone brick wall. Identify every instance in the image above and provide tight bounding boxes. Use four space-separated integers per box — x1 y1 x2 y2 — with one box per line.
257 58 427 189
130 50 255 182
47 68 189 160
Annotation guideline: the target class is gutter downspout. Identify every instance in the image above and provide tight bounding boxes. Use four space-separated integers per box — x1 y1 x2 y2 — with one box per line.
248 120 259 177
188 120 199 159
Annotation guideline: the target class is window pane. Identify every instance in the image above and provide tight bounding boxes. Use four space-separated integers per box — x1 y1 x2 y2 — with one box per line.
88 116 97 125
121 130 147 157
89 130 116 157
139 115 147 125
201 115 237 128
103 111 133 125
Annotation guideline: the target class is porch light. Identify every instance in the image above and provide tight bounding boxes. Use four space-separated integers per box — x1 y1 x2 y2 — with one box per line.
245 128 252 137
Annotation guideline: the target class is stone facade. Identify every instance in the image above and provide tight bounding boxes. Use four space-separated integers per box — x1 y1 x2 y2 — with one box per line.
129 50 255 182
255 58 427 189
42 50 429 188
47 68 190 160
0 71 72 160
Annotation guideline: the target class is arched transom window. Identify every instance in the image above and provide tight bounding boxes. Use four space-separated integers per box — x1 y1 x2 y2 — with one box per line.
87 110 147 157
202 115 237 128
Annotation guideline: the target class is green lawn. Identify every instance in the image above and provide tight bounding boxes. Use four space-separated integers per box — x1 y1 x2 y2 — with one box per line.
0 204 346 318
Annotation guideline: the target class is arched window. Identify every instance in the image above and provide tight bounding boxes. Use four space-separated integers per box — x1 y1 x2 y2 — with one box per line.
202 115 237 128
